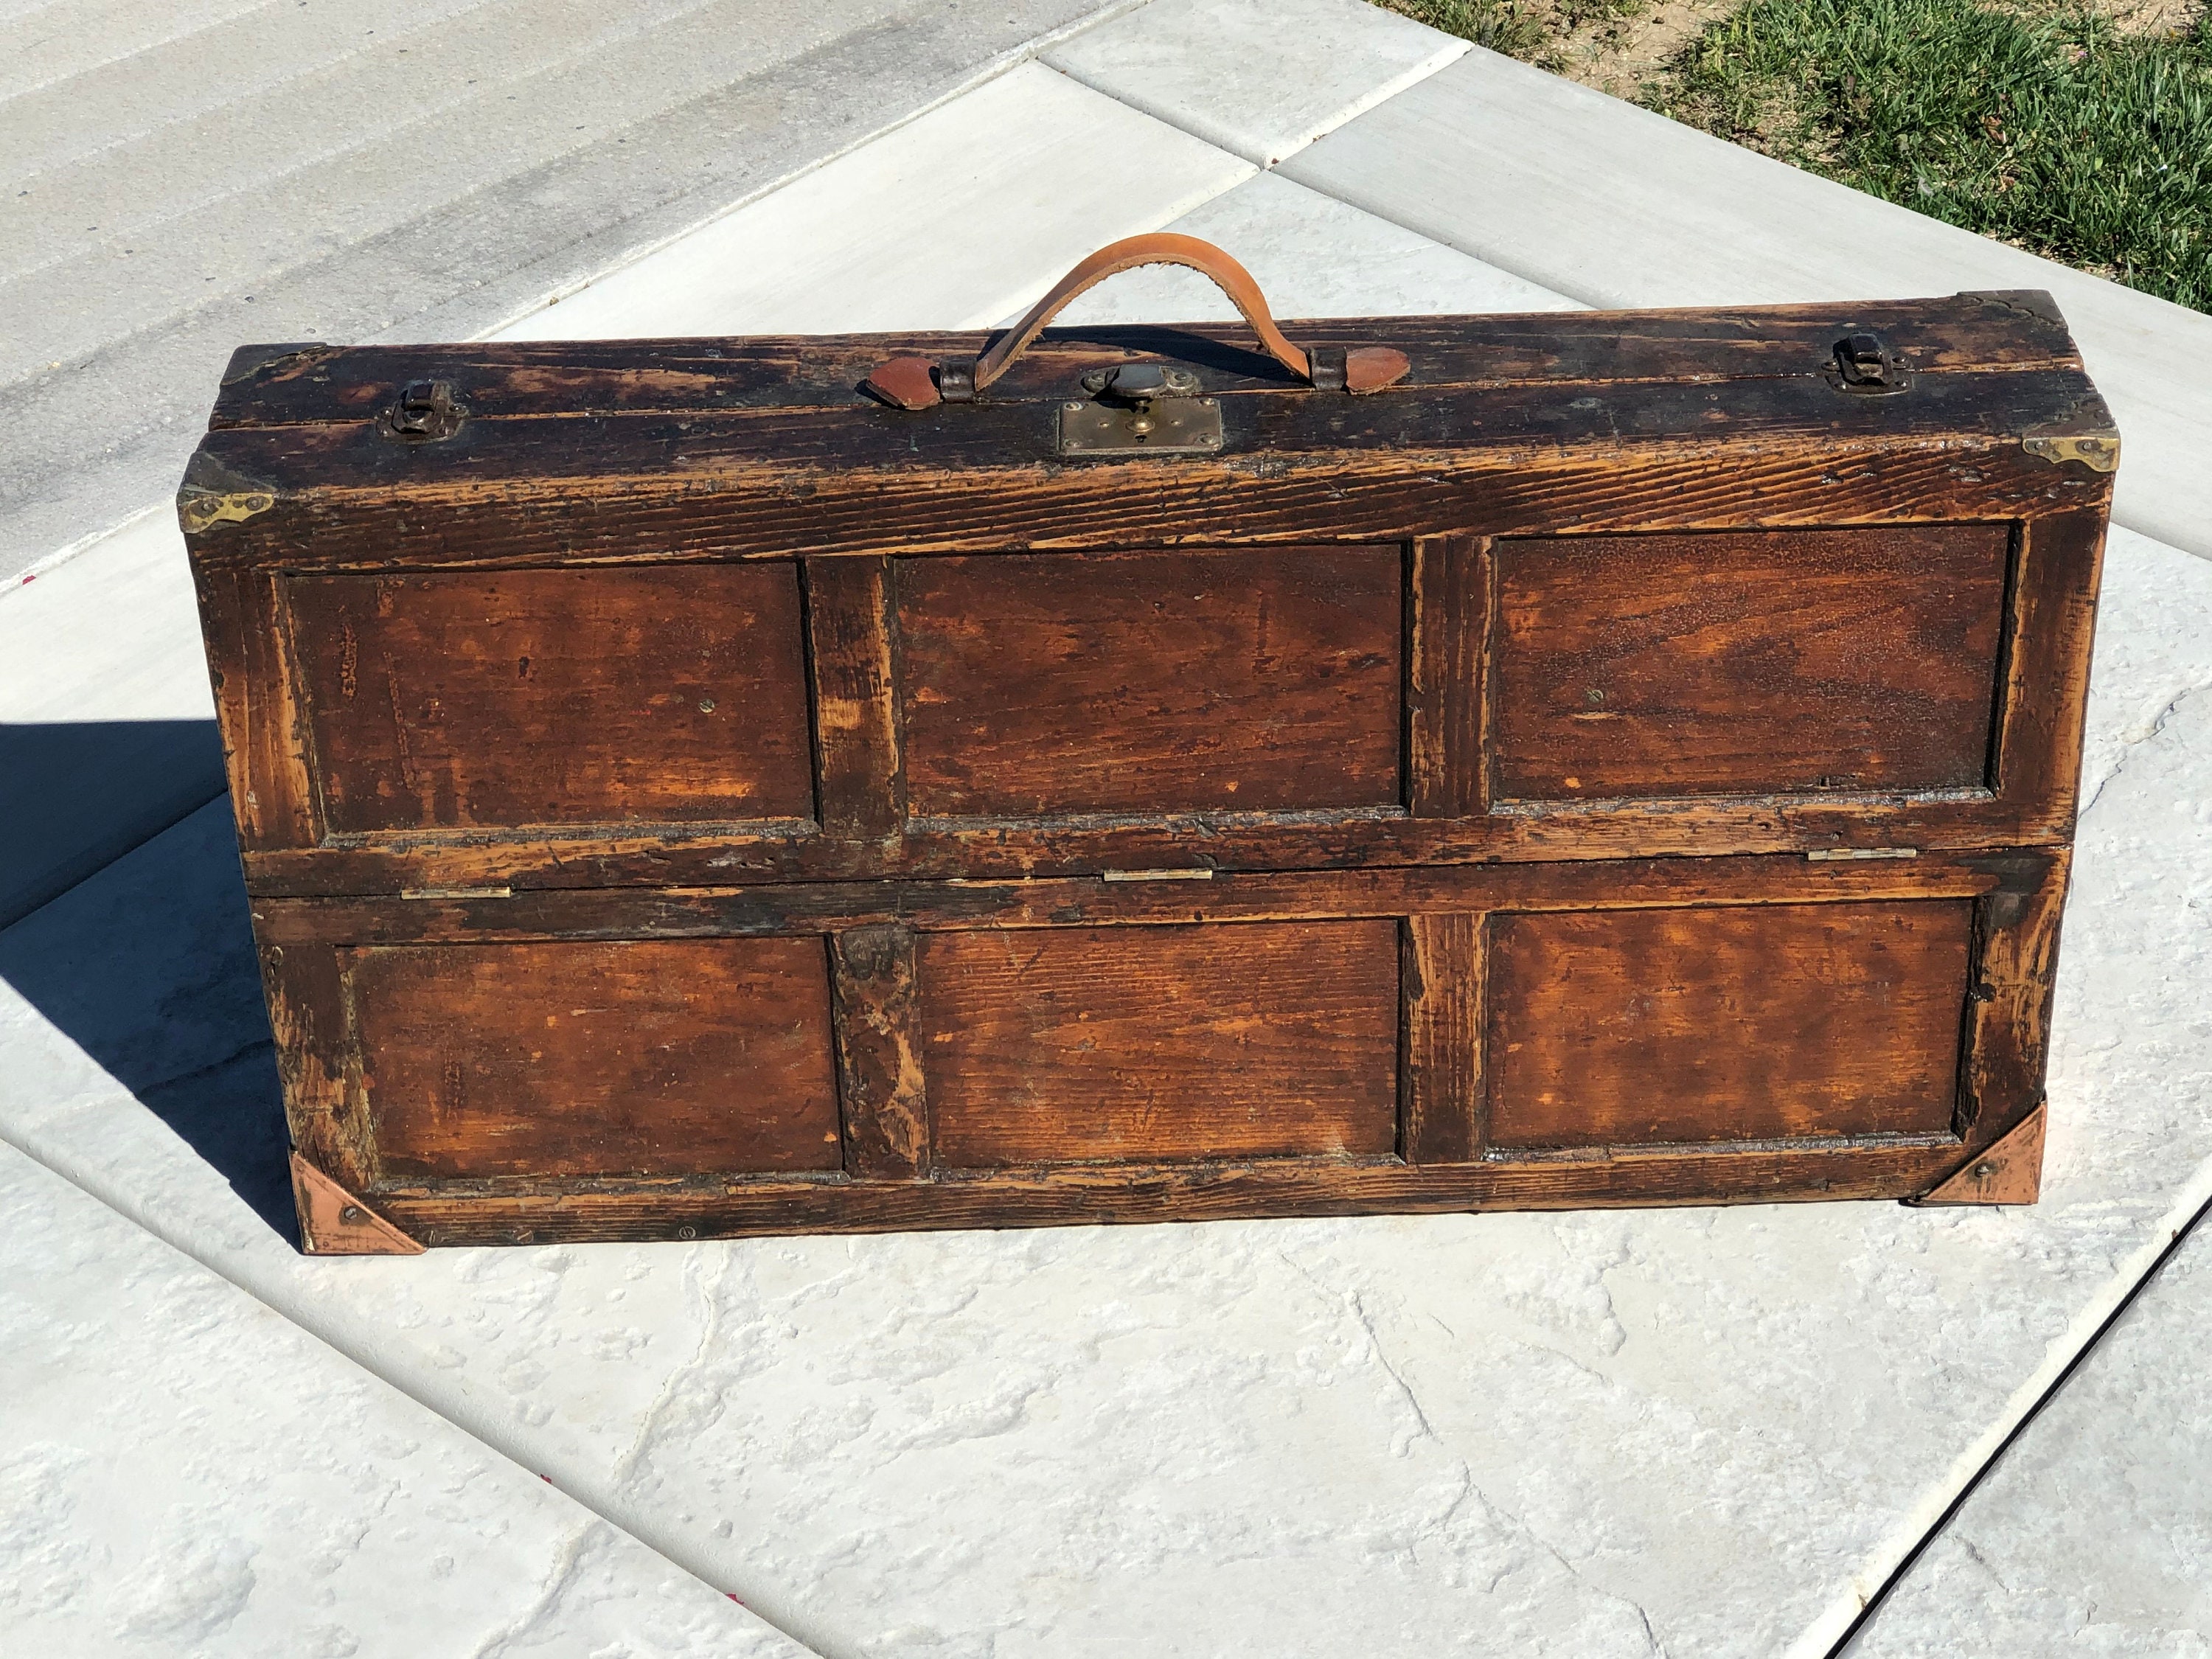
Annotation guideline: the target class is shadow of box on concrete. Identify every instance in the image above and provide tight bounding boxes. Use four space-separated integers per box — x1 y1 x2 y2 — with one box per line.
175 240 2117 1251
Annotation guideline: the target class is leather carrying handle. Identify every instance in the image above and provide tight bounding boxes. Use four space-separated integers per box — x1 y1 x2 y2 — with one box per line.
863 233 1410 410
978 233 1312 389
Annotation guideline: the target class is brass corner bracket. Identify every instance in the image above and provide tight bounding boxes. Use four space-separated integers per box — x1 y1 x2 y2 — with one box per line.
1910 1104 2048 1207
2023 432 2121 473
290 1152 425 1255
177 453 279 535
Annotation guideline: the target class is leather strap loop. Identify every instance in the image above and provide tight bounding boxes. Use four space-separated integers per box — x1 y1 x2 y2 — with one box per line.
860 234 1411 409
974 232 1312 390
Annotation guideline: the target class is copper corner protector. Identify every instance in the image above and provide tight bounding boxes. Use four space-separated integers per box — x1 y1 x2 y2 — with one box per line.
1911 1104 2048 1207
290 1152 426 1255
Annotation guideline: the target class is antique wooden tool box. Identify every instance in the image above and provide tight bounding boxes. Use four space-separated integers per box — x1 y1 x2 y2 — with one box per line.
178 235 2117 1254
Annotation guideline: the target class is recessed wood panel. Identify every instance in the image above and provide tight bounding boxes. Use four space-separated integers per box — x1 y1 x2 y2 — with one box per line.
1490 526 2008 801
897 548 1402 817
288 565 814 832
1486 900 1972 1148
349 939 841 1178
919 921 1400 1167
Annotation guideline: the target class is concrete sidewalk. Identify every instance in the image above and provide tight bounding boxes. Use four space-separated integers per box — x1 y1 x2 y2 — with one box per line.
0 0 1129 926
4 1 2210 1654
0 0 1133 580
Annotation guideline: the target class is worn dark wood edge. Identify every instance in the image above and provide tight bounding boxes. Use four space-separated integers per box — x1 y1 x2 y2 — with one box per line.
1983 520 2028 793
233 793 2074 898
828 923 930 1179
195 566 319 853
259 939 376 1192
179 374 2115 579
1990 510 2107 824
363 1141 1972 1245
246 847 2045 945
1955 844 2071 1154
204 297 2087 428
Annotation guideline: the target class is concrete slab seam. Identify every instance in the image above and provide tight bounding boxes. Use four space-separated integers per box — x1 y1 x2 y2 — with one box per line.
1 0 1155 601
1782 1161 2212 1659
467 0 1158 341
1271 38 1471 167
1823 1184 2212 1657
1047 16 1470 170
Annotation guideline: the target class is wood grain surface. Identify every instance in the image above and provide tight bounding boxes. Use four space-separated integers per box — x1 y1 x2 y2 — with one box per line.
287 564 814 831
919 921 1400 1167
348 938 841 1178
251 847 2065 1240
897 549 1402 817
182 294 2103 1244
1484 900 1975 1147
185 369 2110 582
1489 526 2009 800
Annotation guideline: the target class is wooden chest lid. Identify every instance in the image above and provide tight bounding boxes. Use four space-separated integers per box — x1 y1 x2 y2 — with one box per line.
180 237 2117 566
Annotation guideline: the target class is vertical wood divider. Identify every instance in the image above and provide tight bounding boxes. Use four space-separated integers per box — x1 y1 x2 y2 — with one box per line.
262 939 378 1191
830 923 931 1179
1959 845 2069 1147
1400 913 1485 1164
1993 510 2107 816
1406 535 1489 818
201 566 320 851
804 554 905 838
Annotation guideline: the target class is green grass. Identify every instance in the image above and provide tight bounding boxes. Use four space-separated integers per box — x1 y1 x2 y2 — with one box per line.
1378 0 1554 56
1658 1 2212 312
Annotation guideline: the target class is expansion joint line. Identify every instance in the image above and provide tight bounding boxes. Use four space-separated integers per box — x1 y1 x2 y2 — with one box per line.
1823 1186 2212 1655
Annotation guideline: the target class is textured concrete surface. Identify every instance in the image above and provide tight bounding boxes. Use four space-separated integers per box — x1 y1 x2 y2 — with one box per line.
0 1141 815 1658
1036 168 1578 327
0 0 1131 579
1044 0 1463 165
3 518 2206 1658
495 62 1254 341
9 4 2212 1649
1281 46 2212 564
1846 1215 2212 1658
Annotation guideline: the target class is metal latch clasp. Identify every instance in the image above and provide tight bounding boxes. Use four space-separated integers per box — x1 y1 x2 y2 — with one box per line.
1826 333 1911 395
380 378 467 441
1058 363 1222 458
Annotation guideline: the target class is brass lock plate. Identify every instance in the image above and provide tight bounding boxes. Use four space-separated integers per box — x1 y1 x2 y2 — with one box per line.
1056 396 1223 458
